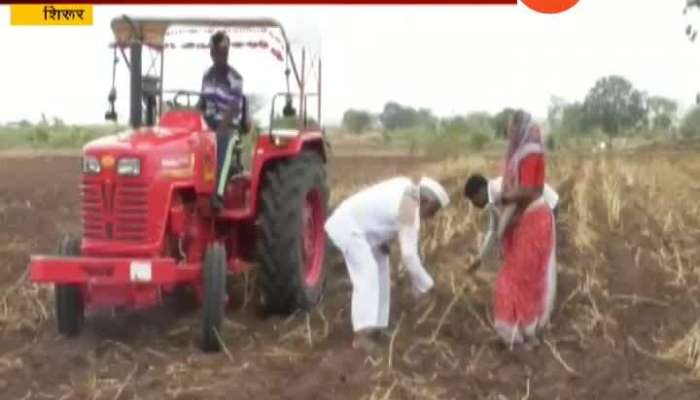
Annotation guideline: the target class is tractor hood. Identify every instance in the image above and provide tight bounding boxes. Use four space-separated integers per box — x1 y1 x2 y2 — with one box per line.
83 126 194 153
81 124 203 180
84 110 209 155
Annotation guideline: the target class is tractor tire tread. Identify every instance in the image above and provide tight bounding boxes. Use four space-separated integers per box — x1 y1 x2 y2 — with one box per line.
55 234 84 337
201 243 227 352
255 150 328 315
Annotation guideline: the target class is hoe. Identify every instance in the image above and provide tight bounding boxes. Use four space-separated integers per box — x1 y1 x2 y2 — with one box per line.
28 16 329 352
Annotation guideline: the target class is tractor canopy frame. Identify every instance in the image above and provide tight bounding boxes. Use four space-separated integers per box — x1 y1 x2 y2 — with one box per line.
109 16 322 132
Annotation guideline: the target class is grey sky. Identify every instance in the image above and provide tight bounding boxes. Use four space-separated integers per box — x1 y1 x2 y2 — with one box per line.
0 2 698 125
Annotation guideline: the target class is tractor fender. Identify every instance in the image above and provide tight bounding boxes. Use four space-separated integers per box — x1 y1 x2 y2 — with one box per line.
248 131 327 217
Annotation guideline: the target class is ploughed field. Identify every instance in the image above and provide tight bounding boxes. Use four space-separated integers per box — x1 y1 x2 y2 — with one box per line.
1 145 700 399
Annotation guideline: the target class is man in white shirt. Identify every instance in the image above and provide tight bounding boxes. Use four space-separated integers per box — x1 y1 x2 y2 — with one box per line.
325 176 450 350
463 173 559 272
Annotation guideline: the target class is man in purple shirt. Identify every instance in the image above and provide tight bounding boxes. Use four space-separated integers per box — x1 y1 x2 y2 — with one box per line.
198 31 246 211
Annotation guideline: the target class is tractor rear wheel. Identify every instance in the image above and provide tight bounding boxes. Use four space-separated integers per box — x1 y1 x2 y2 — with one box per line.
201 243 227 352
55 234 84 337
256 150 329 315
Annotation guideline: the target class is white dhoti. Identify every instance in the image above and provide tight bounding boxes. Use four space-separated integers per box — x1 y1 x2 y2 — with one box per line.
341 234 391 331
326 212 391 331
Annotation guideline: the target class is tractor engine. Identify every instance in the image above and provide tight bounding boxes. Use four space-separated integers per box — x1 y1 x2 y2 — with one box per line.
79 110 213 259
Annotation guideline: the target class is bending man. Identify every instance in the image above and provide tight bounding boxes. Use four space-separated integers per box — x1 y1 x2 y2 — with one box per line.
325 176 450 350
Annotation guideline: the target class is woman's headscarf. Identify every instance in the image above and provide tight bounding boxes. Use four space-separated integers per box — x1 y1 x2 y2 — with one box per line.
503 110 544 191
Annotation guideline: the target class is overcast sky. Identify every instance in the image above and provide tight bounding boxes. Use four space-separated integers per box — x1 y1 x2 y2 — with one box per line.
0 2 699 125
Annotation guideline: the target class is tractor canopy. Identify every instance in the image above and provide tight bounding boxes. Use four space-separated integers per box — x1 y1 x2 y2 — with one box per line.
110 17 291 69
106 16 321 132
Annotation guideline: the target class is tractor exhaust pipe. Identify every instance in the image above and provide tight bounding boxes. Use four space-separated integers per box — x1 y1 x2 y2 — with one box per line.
129 41 142 129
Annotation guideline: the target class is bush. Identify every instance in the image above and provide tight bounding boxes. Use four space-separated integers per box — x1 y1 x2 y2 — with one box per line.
423 133 462 159
422 131 491 159
546 133 557 151
407 134 418 156
469 131 490 151
0 123 121 150
680 107 700 139
381 130 392 144
31 127 49 144
342 109 374 134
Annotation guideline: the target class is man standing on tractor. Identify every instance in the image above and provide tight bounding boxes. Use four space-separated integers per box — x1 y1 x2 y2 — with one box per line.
198 31 247 211
325 176 450 351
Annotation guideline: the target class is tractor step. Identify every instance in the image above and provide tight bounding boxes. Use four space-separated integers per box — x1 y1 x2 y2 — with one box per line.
217 208 252 220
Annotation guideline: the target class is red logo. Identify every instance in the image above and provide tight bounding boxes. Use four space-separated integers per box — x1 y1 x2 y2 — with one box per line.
521 0 579 14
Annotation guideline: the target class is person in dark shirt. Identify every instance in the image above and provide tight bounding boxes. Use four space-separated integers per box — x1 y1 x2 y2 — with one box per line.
198 31 245 211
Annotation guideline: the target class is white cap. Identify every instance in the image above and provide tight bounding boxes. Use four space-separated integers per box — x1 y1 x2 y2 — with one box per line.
419 177 450 208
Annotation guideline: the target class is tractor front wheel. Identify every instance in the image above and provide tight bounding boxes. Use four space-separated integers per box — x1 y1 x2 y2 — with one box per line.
201 243 227 352
256 150 329 315
55 235 84 337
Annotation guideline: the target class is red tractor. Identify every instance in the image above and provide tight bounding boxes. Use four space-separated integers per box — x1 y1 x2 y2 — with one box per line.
28 16 329 352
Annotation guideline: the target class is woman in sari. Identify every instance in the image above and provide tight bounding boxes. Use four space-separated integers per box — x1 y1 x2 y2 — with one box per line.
492 110 556 351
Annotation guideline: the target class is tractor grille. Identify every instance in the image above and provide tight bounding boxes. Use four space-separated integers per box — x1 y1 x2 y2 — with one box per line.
81 181 149 243
113 183 149 242
80 181 103 240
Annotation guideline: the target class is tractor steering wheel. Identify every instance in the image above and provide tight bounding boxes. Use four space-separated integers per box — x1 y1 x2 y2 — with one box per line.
170 90 203 109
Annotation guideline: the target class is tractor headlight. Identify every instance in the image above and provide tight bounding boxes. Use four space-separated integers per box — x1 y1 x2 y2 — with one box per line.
117 157 141 176
82 156 101 175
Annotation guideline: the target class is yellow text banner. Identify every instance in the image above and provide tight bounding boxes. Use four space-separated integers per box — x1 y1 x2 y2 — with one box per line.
10 4 93 26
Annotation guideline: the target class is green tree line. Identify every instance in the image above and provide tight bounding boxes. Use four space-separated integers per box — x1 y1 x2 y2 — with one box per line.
342 74 700 146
